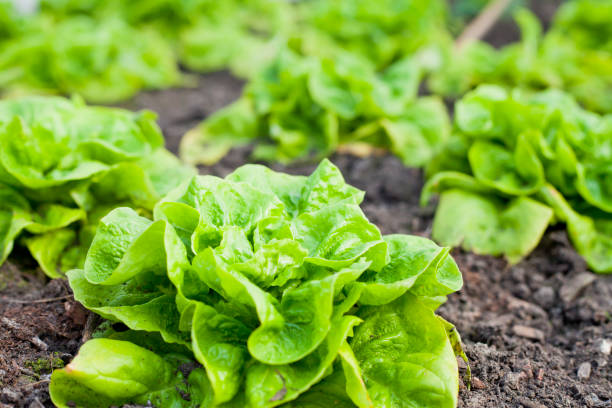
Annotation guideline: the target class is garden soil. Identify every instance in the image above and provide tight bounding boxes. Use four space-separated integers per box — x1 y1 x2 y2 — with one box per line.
1 3 611 407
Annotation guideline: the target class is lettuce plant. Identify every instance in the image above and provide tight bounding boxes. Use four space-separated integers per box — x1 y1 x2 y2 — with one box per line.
44 0 295 79
51 160 464 407
181 47 450 166
1 0 455 102
430 1 612 114
37 0 293 80
0 16 181 103
294 0 451 70
177 0 293 78
423 84 612 273
0 96 194 277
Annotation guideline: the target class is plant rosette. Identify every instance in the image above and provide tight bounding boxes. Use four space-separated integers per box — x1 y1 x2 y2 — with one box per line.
0 96 194 277
423 84 612 273
51 159 465 408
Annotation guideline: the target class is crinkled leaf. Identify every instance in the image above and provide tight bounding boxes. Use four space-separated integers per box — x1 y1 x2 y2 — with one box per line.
359 235 462 310
70 208 187 344
243 315 361 407
59 160 464 406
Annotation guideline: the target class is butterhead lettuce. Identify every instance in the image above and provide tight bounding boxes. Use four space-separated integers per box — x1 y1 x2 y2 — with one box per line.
0 96 194 277
53 160 464 407
181 47 450 167
423 84 612 273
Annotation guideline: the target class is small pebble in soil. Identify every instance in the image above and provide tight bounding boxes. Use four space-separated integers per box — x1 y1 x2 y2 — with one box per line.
583 393 609 408
503 371 526 390
533 286 555 308
28 397 44 408
471 377 486 389
513 283 532 299
559 273 596 303
597 339 611 355
517 397 547 408
577 362 592 380
512 325 545 342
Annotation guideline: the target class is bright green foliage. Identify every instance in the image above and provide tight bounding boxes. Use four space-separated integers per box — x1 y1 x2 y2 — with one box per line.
0 15 181 103
0 0 28 40
294 0 451 70
423 85 612 273
0 0 292 101
431 1 612 114
178 0 454 166
181 47 450 166
42 0 294 79
39 0 450 77
177 0 293 78
0 96 194 277
351 294 459 407
431 189 553 263
0 0 452 102
50 337 208 407
54 160 463 407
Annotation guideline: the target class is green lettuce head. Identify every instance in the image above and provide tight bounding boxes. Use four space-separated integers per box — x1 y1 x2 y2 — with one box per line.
423 84 612 273
0 96 194 277
54 159 464 407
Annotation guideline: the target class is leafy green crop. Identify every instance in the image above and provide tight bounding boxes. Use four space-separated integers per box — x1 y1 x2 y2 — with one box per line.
38 0 450 77
178 0 455 166
181 47 450 166
431 1 612 114
41 0 294 79
423 84 612 273
0 96 194 277
0 0 291 101
51 159 464 407
0 0 454 102
294 0 451 70
0 15 181 103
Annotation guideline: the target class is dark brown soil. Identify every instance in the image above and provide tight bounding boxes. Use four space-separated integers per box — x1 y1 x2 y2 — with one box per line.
121 71 244 154
0 256 87 408
2 2 611 407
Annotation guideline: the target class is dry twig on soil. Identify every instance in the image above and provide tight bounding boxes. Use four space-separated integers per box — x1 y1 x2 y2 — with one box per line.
456 0 513 49
0 294 73 304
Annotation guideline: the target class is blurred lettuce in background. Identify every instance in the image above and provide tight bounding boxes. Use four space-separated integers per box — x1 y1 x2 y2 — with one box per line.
431 0 612 114
181 45 450 166
0 0 453 102
0 15 181 103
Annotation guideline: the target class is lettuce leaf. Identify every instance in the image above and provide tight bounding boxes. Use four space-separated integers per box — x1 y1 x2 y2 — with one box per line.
351 293 459 408
294 0 451 70
0 16 181 103
50 338 207 408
